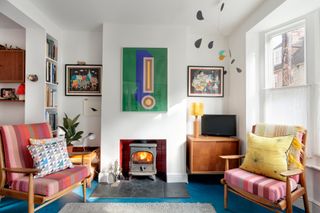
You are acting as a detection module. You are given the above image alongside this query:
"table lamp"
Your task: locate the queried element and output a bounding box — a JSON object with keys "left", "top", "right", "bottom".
{"left": 16, "top": 83, "right": 25, "bottom": 101}
{"left": 190, "top": 102, "right": 204, "bottom": 138}
{"left": 71, "top": 132, "right": 96, "bottom": 150}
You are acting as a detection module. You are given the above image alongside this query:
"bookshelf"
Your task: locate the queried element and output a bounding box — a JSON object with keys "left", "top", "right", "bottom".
{"left": 45, "top": 34, "right": 58, "bottom": 134}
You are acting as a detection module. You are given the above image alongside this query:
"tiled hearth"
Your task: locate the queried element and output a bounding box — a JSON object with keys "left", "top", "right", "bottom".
{"left": 120, "top": 139, "right": 167, "bottom": 181}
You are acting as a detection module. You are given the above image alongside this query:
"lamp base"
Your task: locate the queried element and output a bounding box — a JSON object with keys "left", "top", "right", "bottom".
{"left": 193, "top": 119, "right": 200, "bottom": 138}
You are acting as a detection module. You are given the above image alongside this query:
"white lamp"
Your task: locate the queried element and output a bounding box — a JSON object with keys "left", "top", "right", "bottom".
{"left": 71, "top": 132, "right": 96, "bottom": 150}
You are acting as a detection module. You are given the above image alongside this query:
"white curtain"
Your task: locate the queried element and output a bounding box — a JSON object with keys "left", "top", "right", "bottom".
{"left": 262, "top": 85, "right": 320, "bottom": 157}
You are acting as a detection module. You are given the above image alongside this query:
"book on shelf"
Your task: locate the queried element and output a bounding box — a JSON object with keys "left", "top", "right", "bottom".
{"left": 46, "top": 111, "right": 58, "bottom": 131}
{"left": 46, "top": 86, "right": 57, "bottom": 107}
{"left": 46, "top": 38, "right": 58, "bottom": 61}
{"left": 46, "top": 60, "right": 57, "bottom": 84}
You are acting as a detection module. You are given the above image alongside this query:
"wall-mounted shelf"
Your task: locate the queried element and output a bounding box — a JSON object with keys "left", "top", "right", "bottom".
{"left": 0, "top": 99, "right": 25, "bottom": 103}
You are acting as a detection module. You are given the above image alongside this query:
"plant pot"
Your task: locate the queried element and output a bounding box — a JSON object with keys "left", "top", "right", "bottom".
{"left": 67, "top": 145, "right": 73, "bottom": 153}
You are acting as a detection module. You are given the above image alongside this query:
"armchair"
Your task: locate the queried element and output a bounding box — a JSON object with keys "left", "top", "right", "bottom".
{"left": 220, "top": 124, "right": 310, "bottom": 213}
{"left": 0, "top": 123, "right": 90, "bottom": 213}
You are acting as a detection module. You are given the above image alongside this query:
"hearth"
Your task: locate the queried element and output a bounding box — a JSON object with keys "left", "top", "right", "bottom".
{"left": 129, "top": 143, "right": 157, "bottom": 180}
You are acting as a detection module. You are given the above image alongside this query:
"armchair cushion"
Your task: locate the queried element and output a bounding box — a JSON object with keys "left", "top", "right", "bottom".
{"left": 225, "top": 168, "right": 298, "bottom": 202}
{"left": 27, "top": 139, "right": 73, "bottom": 178}
{"left": 10, "top": 165, "right": 89, "bottom": 196}
{"left": 0, "top": 123, "right": 52, "bottom": 184}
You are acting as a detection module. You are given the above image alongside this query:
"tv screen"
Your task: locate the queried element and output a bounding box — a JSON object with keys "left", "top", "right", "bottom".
{"left": 201, "top": 114, "right": 236, "bottom": 136}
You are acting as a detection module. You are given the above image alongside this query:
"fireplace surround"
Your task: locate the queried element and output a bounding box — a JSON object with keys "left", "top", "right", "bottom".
{"left": 120, "top": 139, "right": 166, "bottom": 181}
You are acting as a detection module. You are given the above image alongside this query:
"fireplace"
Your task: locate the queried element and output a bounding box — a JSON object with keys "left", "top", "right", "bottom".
{"left": 129, "top": 143, "right": 157, "bottom": 180}
{"left": 120, "top": 139, "right": 166, "bottom": 181}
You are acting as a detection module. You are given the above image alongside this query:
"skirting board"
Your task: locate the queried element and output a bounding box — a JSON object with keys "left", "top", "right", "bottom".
{"left": 294, "top": 197, "right": 320, "bottom": 212}
{"left": 98, "top": 172, "right": 188, "bottom": 183}
{"left": 166, "top": 173, "right": 188, "bottom": 183}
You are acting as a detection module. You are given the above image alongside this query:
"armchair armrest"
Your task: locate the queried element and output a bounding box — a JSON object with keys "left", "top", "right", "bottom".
{"left": 3, "top": 168, "right": 40, "bottom": 174}
{"left": 220, "top": 155, "right": 245, "bottom": 171}
{"left": 68, "top": 151, "right": 92, "bottom": 157}
{"left": 280, "top": 169, "right": 303, "bottom": 177}
{"left": 220, "top": 155, "right": 245, "bottom": 160}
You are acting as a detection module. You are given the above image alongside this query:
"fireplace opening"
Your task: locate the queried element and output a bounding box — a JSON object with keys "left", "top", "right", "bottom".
{"left": 120, "top": 139, "right": 166, "bottom": 181}
{"left": 132, "top": 151, "right": 153, "bottom": 164}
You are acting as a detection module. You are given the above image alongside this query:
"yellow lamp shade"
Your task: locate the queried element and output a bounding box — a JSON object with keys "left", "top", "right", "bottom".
{"left": 190, "top": 102, "right": 204, "bottom": 116}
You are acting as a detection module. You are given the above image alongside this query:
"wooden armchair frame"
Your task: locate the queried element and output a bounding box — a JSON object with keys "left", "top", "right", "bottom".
{"left": 220, "top": 125, "right": 310, "bottom": 213}
{"left": 0, "top": 137, "right": 90, "bottom": 213}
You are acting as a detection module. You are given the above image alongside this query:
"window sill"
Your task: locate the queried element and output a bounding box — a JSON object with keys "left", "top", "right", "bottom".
{"left": 262, "top": 84, "right": 310, "bottom": 91}
{"left": 306, "top": 157, "right": 320, "bottom": 171}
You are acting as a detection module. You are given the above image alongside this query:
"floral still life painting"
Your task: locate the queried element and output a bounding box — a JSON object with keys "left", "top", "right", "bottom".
{"left": 65, "top": 64, "right": 102, "bottom": 96}
{"left": 187, "top": 66, "right": 224, "bottom": 97}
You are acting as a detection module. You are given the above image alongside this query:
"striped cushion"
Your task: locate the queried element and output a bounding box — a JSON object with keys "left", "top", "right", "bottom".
{"left": 10, "top": 165, "right": 89, "bottom": 196}
{"left": 0, "top": 123, "right": 52, "bottom": 184}
{"left": 225, "top": 168, "right": 298, "bottom": 202}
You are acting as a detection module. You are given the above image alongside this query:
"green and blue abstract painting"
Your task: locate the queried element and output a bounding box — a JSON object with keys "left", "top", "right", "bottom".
{"left": 122, "top": 48, "right": 167, "bottom": 112}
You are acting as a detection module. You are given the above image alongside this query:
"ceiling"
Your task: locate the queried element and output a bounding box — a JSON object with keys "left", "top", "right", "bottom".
{"left": 0, "top": 12, "right": 24, "bottom": 29}
{"left": 28, "top": 0, "right": 264, "bottom": 35}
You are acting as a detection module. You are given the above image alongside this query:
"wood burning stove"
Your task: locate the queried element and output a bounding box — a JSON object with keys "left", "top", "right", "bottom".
{"left": 129, "top": 143, "right": 157, "bottom": 180}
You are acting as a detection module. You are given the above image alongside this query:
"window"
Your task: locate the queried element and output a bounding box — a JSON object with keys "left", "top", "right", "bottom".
{"left": 260, "top": 15, "right": 320, "bottom": 160}
{"left": 265, "top": 22, "right": 306, "bottom": 89}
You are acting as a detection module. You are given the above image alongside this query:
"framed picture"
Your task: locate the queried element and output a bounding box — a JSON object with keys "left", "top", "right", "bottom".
{"left": 122, "top": 47, "right": 167, "bottom": 111}
{"left": 187, "top": 66, "right": 224, "bottom": 97}
{"left": 0, "top": 88, "right": 16, "bottom": 99}
{"left": 65, "top": 64, "right": 102, "bottom": 96}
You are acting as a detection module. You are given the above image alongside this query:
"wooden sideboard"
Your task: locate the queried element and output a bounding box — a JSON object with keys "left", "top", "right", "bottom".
{"left": 187, "top": 135, "right": 240, "bottom": 174}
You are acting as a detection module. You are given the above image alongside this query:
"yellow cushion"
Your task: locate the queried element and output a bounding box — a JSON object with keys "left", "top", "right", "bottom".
{"left": 240, "top": 133, "right": 293, "bottom": 181}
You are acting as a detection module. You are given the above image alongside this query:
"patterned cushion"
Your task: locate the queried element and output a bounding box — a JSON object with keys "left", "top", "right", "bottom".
{"left": 27, "top": 139, "right": 73, "bottom": 178}
{"left": 225, "top": 168, "right": 298, "bottom": 202}
{"left": 10, "top": 165, "right": 89, "bottom": 196}
{"left": 0, "top": 123, "right": 52, "bottom": 184}
{"left": 240, "top": 133, "right": 294, "bottom": 181}
{"left": 29, "top": 137, "right": 65, "bottom": 145}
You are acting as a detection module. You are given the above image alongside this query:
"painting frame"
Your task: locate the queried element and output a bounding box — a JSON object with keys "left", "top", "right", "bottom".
{"left": 187, "top": 66, "right": 224, "bottom": 97}
{"left": 65, "top": 64, "right": 102, "bottom": 96}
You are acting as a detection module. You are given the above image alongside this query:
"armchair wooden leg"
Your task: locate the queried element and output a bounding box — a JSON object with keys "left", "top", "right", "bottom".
{"left": 82, "top": 179, "right": 87, "bottom": 203}
{"left": 285, "top": 177, "right": 292, "bottom": 213}
{"left": 28, "top": 174, "right": 34, "bottom": 213}
{"left": 224, "top": 184, "right": 228, "bottom": 209}
{"left": 301, "top": 173, "right": 310, "bottom": 213}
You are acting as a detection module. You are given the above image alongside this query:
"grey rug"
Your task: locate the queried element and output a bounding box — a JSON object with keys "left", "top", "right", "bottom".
{"left": 59, "top": 203, "right": 216, "bottom": 213}
{"left": 91, "top": 178, "right": 189, "bottom": 198}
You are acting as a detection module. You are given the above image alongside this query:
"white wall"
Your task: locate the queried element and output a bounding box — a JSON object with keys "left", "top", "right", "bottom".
{"left": 101, "top": 24, "right": 188, "bottom": 182}
{"left": 186, "top": 27, "right": 228, "bottom": 134}
{"left": 100, "top": 23, "right": 228, "bottom": 182}
{"left": 228, "top": 0, "right": 320, "bottom": 210}
{"left": 0, "top": 28, "right": 26, "bottom": 125}
{"left": 60, "top": 30, "right": 102, "bottom": 146}
{"left": 227, "top": 0, "right": 286, "bottom": 151}
{"left": 0, "top": 0, "right": 62, "bottom": 124}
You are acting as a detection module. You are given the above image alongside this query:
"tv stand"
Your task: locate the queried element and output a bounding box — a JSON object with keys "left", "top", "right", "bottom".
{"left": 187, "top": 135, "right": 239, "bottom": 174}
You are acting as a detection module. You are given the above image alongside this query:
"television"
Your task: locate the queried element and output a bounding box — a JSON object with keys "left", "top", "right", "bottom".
{"left": 201, "top": 114, "right": 236, "bottom": 137}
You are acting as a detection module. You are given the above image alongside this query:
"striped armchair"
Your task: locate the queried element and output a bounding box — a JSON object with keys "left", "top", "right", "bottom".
{"left": 220, "top": 124, "right": 310, "bottom": 213}
{"left": 0, "top": 123, "right": 90, "bottom": 213}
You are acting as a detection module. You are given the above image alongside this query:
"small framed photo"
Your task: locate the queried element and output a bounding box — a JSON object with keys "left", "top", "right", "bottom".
{"left": 65, "top": 64, "right": 102, "bottom": 96}
{"left": 187, "top": 66, "right": 224, "bottom": 97}
{"left": 0, "top": 88, "right": 16, "bottom": 99}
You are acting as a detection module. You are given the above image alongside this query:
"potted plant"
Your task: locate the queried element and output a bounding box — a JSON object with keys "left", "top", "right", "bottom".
{"left": 59, "top": 113, "right": 84, "bottom": 152}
